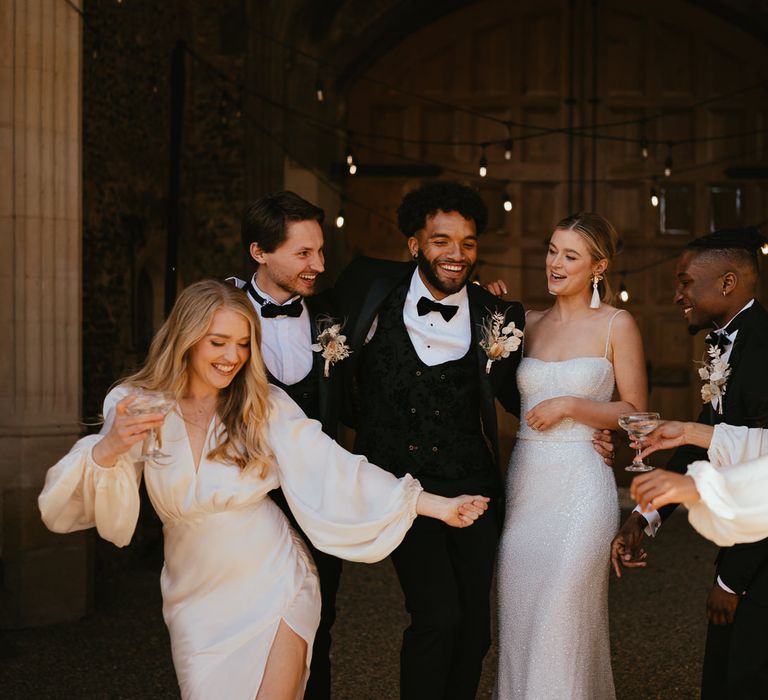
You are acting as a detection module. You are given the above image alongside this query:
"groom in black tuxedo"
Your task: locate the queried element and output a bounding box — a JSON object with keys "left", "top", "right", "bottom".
{"left": 334, "top": 182, "right": 525, "bottom": 700}
{"left": 611, "top": 228, "right": 768, "bottom": 698}
{"left": 230, "top": 191, "right": 342, "bottom": 700}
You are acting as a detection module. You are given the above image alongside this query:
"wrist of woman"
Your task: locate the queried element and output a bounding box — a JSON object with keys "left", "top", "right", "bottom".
{"left": 559, "top": 396, "right": 576, "bottom": 419}
{"left": 92, "top": 437, "right": 120, "bottom": 468}
{"left": 416, "top": 492, "right": 449, "bottom": 522}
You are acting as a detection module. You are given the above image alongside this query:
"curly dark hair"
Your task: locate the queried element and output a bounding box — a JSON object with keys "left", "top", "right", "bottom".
{"left": 396, "top": 181, "right": 488, "bottom": 237}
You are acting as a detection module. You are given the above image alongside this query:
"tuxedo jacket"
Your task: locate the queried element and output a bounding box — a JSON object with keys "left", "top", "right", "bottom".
{"left": 333, "top": 256, "right": 525, "bottom": 466}
{"left": 299, "top": 289, "right": 342, "bottom": 437}
{"left": 663, "top": 300, "right": 768, "bottom": 600}
{"left": 229, "top": 276, "right": 341, "bottom": 437}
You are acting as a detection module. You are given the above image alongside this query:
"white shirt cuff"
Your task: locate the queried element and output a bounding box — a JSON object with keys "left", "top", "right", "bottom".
{"left": 633, "top": 504, "right": 661, "bottom": 537}
{"left": 716, "top": 575, "right": 738, "bottom": 595}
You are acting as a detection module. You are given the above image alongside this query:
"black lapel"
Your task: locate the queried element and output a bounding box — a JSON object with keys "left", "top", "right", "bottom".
{"left": 467, "top": 285, "right": 500, "bottom": 460}
{"left": 722, "top": 302, "right": 765, "bottom": 419}
{"left": 305, "top": 295, "right": 331, "bottom": 427}
{"left": 350, "top": 265, "right": 414, "bottom": 350}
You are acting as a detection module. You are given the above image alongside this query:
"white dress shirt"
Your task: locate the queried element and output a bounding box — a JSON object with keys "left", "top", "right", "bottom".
{"left": 245, "top": 276, "right": 314, "bottom": 386}
{"left": 636, "top": 299, "right": 755, "bottom": 593}
{"left": 366, "top": 268, "right": 471, "bottom": 365}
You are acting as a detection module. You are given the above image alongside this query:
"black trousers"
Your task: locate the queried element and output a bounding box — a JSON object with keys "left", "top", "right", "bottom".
{"left": 390, "top": 474, "right": 499, "bottom": 700}
{"left": 701, "top": 594, "right": 768, "bottom": 699}
{"left": 270, "top": 488, "right": 343, "bottom": 700}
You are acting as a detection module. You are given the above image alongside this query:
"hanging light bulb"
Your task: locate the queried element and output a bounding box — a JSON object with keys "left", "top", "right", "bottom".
{"left": 479, "top": 145, "right": 488, "bottom": 178}
{"left": 335, "top": 209, "right": 345, "bottom": 228}
{"left": 619, "top": 280, "right": 630, "bottom": 303}
{"left": 503, "top": 196, "right": 513, "bottom": 212}
{"left": 348, "top": 163, "right": 357, "bottom": 175}
{"left": 504, "top": 124, "right": 514, "bottom": 160}
{"left": 346, "top": 151, "right": 354, "bottom": 166}
{"left": 761, "top": 242, "right": 768, "bottom": 256}
{"left": 315, "top": 78, "right": 325, "bottom": 102}
{"left": 639, "top": 119, "right": 649, "bottom": 159}
{"left": 650, "top": 187, "right": 659, "bottom": 208}
{"left": 664, "top": 143, "right": 674, "bottom": 177}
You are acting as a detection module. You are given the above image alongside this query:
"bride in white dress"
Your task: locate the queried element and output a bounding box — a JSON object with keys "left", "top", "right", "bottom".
{"left": 495, "top": 213, "right": 648, "bottom": 699}
{"left": 38, "top": 280, "right": 489, "bottom": 700}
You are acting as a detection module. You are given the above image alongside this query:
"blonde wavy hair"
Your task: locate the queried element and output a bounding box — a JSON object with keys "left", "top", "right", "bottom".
{"left": 554, "top": 212, "right": 620, "bottom": 303}
{"left": 121, "top": 279, "right": 274, "bottom": 476}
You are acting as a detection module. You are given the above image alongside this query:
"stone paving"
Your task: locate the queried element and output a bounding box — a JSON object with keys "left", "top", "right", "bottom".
{"left": 1, "top": 498, "right": 716, "bottom": 699}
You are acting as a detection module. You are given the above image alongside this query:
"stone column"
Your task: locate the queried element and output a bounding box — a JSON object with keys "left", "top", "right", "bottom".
{"left": 0, "top": 0, "right": 91, "bottom": 627}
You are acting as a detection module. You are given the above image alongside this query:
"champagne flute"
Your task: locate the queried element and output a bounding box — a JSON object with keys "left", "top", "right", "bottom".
{"left": 125, "top": 389, "right": 175, "bottom": 463}
{"left": 618, "top": 412, "right": 661, "bottom": 472}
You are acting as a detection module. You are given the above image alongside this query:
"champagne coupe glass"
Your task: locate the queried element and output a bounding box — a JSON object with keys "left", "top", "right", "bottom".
{"left": 618, "top": 412, "right": 661, "bottom": 472}
{"left": 125, "top": 389, "right": 175, "bottom": 463}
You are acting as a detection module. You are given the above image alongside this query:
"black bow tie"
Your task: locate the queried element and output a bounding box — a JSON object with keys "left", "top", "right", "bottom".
{"left": 705, "top": 330, "right": 732, "bottom": 354}
{"left": 245, "top": 281, "right": 303, "bottom": 319}
{"left": 417, "top": 296, "right": 459, "bottom": 322}
{"left": 260, "top": 300, "right": 303, "bottom": 318}
{"left": 705, "top": 307, "right": 749, "bottom": 353}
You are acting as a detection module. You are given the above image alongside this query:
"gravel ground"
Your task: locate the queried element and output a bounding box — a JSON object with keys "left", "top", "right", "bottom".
{"left": 1, "top": 496, "right": 716, "bottom": 699}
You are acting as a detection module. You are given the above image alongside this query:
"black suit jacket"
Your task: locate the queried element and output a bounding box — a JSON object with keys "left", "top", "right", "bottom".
{"left": 303, "top": 290, "right": 342, "bottom": 437}
{"left": 229, "top": 276, "right": 341, "bottom": 436}
{"left": 662, "top": 301, "right": 768, "bottom": 600}
{"left": 333, "top": 256, "right": 525, "bottom": 465}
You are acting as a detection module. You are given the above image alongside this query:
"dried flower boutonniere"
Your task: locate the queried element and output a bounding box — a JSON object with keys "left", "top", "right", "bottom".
{"left": 311, "top": 318, "right": 351, "bottom": 377}
{"left": 697, "top": 346, "right": 731, "bottom": 414}
{"left": 479, "top": 311, "right": 523, "bottom": 374}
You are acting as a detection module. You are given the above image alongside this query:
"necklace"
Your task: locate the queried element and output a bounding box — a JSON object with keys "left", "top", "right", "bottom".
{"left": 179, "top": 399, "right": 217, "bottom": 431}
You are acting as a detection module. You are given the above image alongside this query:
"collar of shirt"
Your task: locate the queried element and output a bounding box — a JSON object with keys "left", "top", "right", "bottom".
{"left": 249, "top": 275, "right": 312, "bottom": 384}
{"left": 402, "top": 268, "right": 471, "bottom": 366}
{"left": 251, "top": 276, "right": 304, "bottom": 312}
{"left": 715, "top": 298, "right": 755, "bottom": 343}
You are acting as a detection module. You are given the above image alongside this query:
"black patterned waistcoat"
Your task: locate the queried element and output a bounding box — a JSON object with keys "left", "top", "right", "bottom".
{"left": 353, "top": 280, "right": 495, "bottom": 481}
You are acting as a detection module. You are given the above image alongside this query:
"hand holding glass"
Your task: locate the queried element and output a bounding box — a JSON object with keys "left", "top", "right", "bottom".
{"left": 618, "top": 412, "right": 661, "bottom": 472}
{"left": 125, "top": 390, "right": 175, "bottom": 462}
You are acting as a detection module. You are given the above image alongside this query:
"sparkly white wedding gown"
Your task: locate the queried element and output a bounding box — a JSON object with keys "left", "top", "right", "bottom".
{"left": 496, "top": 354, "right": 619, "bottom": 699}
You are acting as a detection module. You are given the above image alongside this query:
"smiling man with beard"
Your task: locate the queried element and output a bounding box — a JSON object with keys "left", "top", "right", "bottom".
{"left": 611, "top": 228, "right": 768, "bottom": 699}
{"left": 333, "top": 181, "right": 525, "bottom": 700}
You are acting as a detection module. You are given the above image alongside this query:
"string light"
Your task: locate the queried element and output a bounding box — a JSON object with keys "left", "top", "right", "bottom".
{"left": 619, "top": 278, "right": 630, "bottom": 303}
{"left": 503, "top": 195, "right": 513, "bottom": 212}
{"left": 504, "top": 124, "right": 513, "bottom": 160}
{"left": 315, "top": 77, "right": 325, "bottom": 102}
{"left": 664, "top": 143, "right": 673, "bottom": 177}
{"left": 335, "top": 209, "right": 345, "bottom": 228}
{"left": 650, "top": 179, "right": 659, "bottom": 208}
{"left": 479, "top": 144, "right": 488, "bottom": 178}
{"left": 346, "top": 149, "right": 357, "bottom": 175}
{"left": 640, "top": 119, "right": 649, "bottom": 159}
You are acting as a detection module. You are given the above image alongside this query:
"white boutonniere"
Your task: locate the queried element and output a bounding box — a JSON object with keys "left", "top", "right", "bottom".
{"left": 479, "top": 311, "right": 524, "bottom": 374}
{"left": 697, "top": 346, "right": 731, "bottom": 414}
{"left": 311, "top": 317, "right": 351, "bottom": 377}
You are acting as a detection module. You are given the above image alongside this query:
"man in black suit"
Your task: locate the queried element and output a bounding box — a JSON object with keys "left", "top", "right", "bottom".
{"left": 230, "top": 191, "right": 342, "bottom": 700}
{"left": 334, "top": 181, "right": 524, "bottom": 700}
{"left": 611, "top": 228, "right": 768, "bottom": 698}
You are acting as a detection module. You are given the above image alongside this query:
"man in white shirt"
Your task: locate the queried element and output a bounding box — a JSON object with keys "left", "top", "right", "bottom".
{"left": 611, "top": 228, "right": 768, "bottom": 699}
{"left": 231, "top": 191, "right": 342, "bottom": 700}
{"left": 334, "top": 182, "right": 526, "bottom": 700}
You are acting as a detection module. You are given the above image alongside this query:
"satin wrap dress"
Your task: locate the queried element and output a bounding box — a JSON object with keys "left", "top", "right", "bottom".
{"left": 39, "top": 385, "right": 423, "bottom": 699}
